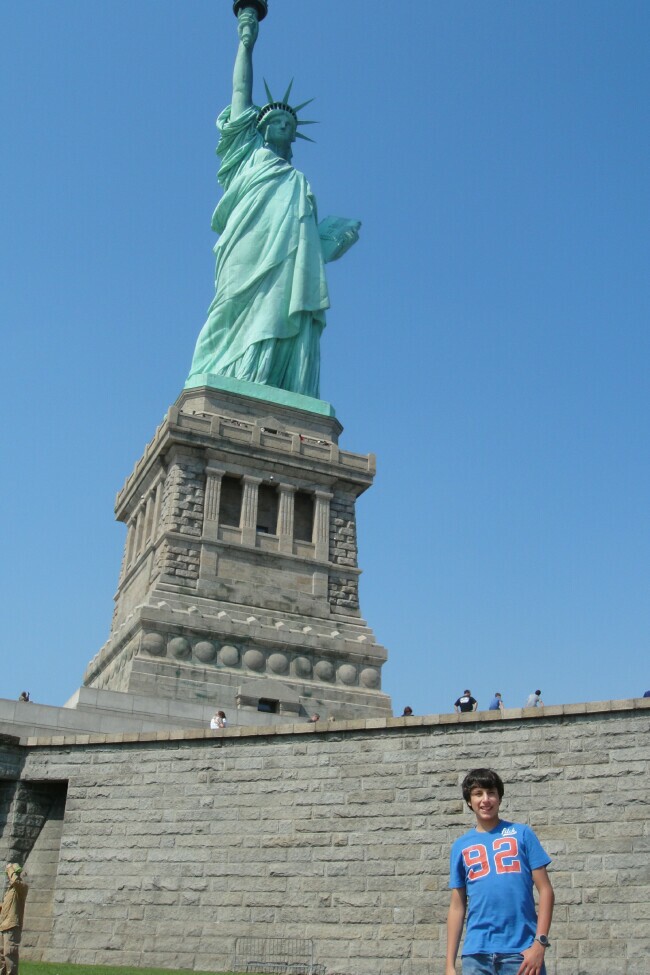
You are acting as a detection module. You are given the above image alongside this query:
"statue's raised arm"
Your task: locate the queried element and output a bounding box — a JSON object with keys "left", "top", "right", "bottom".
{"left": 185, "top": 1, "right": 360, "bottom": 402}
{"left": 231, "top": 7, "right": 259, "bottom": 120}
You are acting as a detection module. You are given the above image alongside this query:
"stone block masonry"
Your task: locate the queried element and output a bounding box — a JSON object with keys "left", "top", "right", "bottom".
{"left": 160, "top": 456, "right": 206, "bottom": 538}
{"left": 86, "top": 387, "right": 391, "bottom": 721}
{"left": 329, "top": 492, "right": 359, "bottom": 567}
{"left": 329, "top": 490, "right": 360, "bottom": 611}
{"left": 1, "top": 700, "right": 648, "bottom": 975}
{"left": 153, "top": 454, "right": 204, "bottom": 581}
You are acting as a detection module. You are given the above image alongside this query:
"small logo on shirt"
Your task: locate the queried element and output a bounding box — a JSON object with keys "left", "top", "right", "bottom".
{"left": 501, "top": 826, "right": 517, "bottom": 836}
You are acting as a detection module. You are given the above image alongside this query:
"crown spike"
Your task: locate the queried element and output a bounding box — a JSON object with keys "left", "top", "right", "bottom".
{"left": 296, "top": 120, "right": 318, "bottom": 126}
{"left": 263, "top": 78, "right": 274, "bottom": 103}
{"left": 282, "top": 79, "right": 294, "bottom": 104}
{"left": 295, "top": 131, "right": 316, "bottom": 143}
{"left": 293, "top": 98, "right": 315, "bottom": 114}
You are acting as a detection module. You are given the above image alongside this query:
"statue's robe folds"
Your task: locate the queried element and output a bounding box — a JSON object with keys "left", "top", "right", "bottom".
{"left": 187, "top": 105, "right": 330, "bottom": 398}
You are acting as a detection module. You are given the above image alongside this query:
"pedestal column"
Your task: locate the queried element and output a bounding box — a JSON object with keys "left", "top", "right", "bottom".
{"left": 203, "top": 466, "right": 225, "bottom": 540}
{"left": 120, "top": 516, "right": 137, "bottom": 582}
{"left": 143, "top": 494, "right": 154, "bottom": 545}
{"left": 241, "top": 475, "right": 262, "bottom": 546}
{"left": 134, "top": 500, "right": 146, "bottom": 559}
{"left": 151, "top": 478, "right": 164, "bottom": 542}
{"left": 314, "top": 490, "right": 333, "bottom": 561}
{"left": 278, "top": 484, "right": 296, "bottom": 554}
{"left": 199, "top": 465, "right": 225, "bottom": 582}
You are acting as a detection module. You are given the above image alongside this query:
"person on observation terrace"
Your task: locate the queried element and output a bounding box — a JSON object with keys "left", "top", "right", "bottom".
{"left": 524, "top": 690, "right": 544, "bottom": 708}
{"left": 454, "top": 690, "right": 478, "bottom": 714}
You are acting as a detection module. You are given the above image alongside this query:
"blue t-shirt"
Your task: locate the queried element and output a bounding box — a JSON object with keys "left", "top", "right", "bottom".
{"left": 449, "top": 820, "right": 551, "bottom": 955}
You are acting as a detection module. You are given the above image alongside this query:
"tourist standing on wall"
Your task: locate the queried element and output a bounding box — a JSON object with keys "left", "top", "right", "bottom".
{"left": 454, "top": 690, "right": 478, "bottom": 713}
{"left": 0, "top": 863, "right": 28, "bottom": 975}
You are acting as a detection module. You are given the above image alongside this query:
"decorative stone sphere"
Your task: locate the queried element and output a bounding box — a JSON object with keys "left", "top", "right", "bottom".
{"left": 168, "top": 637, "right": 191, "bottom": 659}
{"left": 218, "top": 644, "right": 240, "bottom": 667}
{"left": 142, "top": 632, "right": 165, "bottom": 656}
{"left": 338, "top": 664, "right": 357, "bottom": 685}
{"left": 268, "top": 652, "right": 289, "bottom": 674}
{"left": 243, "top": 649, "right": 265, "bottom": 671}
{"left": 360, "top": 667, "right": 380, "bottom": 689}
{"left": 194, "top": 641, "right": 217, "bottom": 663}
{"left": 293, "top": 656, "right": 312, "bottom": 678}
{"left": 314, "top": 660, "right": 335, "bottom": 682}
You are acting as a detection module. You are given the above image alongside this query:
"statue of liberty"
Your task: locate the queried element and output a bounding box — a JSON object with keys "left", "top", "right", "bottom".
{"left": 185, "top": 1, "right": 360, "bottom": 400}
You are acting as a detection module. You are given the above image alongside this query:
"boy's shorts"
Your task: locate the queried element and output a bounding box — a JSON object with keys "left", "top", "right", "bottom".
{"left": 462, "top": 953, "right": 547, "bottom": 975}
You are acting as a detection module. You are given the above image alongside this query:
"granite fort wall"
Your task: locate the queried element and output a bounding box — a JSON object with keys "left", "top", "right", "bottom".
{"left": 1, "top": 701, "right": 648, "bottom": 975}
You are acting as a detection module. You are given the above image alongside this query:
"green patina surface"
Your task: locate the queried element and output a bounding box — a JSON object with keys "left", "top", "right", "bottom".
{"left": 184, "top": 372, "right": 335, "bottom": 417}
{"left": 185, "top": 5, "right": 359, "bottom": 404}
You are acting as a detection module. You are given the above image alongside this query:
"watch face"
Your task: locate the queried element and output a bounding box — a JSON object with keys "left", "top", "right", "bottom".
{"left": 537, "top": 936, "right": 550, "bottom": 947}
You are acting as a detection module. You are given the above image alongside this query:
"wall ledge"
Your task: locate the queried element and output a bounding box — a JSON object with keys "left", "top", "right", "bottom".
{"left": 21, "top": 695, "right": 650, "bottom": 749}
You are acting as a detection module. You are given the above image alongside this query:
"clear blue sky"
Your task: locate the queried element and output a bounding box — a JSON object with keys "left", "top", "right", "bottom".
{"left": 2, "top": 1, "right": 649, "bottom": 716}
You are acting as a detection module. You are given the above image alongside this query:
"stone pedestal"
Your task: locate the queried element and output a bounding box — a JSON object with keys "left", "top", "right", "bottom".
{"left": 83, "top": 384, "right": 391, "bottom": 720}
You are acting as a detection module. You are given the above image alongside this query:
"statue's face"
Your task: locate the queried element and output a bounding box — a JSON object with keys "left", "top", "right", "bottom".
{"left": 262, "top": 110, "right": 296, "bottom": 148}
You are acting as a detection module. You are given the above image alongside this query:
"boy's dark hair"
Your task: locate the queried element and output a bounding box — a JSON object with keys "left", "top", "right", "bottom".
{"left": 461, "top": 768, "right": 505, "bottom": 806}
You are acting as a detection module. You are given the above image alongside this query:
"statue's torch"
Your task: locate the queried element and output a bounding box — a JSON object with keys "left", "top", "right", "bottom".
{"left": 233, "top": 1, "right": 268, "bottom": 20}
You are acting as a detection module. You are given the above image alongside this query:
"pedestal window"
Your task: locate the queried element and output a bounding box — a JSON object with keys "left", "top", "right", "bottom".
{"left": 257, "top": 483, "right": 279, "bottom": 534}
{"left": 220, "top": 475, "right": 243, "bottom": 526}
{"left": 294, "top": 491, "right": 314, "bottom": 542}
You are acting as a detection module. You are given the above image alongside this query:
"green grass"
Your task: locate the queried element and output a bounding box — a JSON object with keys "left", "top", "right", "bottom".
{"left": 23, "top": 964, "right": 248, "bottom": 975}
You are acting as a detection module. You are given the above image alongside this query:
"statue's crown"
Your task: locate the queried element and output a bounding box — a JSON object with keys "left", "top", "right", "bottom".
{"left": 256, "top": 80, "right": 317, "bottom": 142}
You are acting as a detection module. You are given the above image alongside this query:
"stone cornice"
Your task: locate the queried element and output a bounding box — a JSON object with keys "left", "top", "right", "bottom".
{"left": 116, "top": 404, "right": 375, "bottom": 518}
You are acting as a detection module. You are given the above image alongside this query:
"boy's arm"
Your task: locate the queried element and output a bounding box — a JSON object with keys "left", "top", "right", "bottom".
{"left": 533, "top": 865, "right": 554, "bottom": 938}
{"left": 445, "top": 887, "right": 467, "bottom": 975}
{"left": 517, "top": 867, "right": 554, "bottom": 975}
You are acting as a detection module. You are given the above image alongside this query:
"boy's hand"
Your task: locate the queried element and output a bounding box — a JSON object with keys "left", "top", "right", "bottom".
{"left": 517, "top": 941, "right": 546, "bottom": 974}
{"left": 445, "top": 965, "right": 458, "bottom": 975}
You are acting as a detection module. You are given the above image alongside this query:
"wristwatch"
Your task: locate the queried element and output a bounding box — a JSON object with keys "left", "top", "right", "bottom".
{"left": 535, "top": 935, "right": 551, "bottom": 948}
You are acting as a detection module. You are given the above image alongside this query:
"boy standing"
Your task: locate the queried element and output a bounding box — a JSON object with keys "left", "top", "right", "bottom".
{"left": 446, "top": 769, "right": 554, "bottom": 975}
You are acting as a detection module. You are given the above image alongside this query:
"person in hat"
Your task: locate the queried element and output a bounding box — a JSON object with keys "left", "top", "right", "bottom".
{"left": 0, "top": 863, "right": 28, "bottom": 975}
